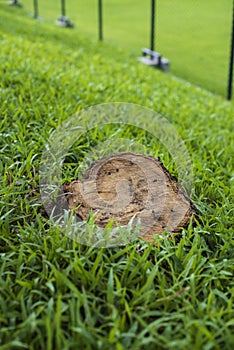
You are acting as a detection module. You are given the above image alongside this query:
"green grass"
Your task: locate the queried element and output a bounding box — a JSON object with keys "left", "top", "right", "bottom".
{"left": 0, "top": 3, "right": 234, "bottom": 350}
{"left": 16, "top": 0, "right": 233, "bottom": 96}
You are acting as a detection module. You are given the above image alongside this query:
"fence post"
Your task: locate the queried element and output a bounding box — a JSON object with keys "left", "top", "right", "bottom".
{"left": 98, "top": 0, "right": 103, "bottom": 41}
{"left": 138, "top": 0, "right": 169, "bottom": 71}
{"left": 61, "top": 0, "right": 66, "bottom": 17}
{"left": 227, "top": 0, "right": 234, "bottom": 100}
{"left": 56, "top": 0, "right": 74, "bottom": 28}
{"left": 33, "top": 0, "right": 39, "bottom": 19}
{"left": 150, "top": 0, "right": 156, "bottom": 52}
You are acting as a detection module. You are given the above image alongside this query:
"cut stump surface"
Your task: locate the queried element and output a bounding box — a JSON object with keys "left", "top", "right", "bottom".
{"left": 64, "top": 152, "right": 195, "bottom": 242}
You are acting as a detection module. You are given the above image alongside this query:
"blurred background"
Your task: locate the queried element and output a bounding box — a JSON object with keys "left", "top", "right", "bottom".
{"left": 6, "top": 0, "right": 233, "bottom": 97}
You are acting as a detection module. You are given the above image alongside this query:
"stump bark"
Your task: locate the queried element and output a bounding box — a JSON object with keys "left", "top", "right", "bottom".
{"left": 64, "top": 152, "right": 195, "bottom": 242}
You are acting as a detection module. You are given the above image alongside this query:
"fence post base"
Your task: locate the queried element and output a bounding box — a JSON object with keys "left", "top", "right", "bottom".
{"left": 138, "top": 48, "right": 170, "bottom": 71}
{"left": 8, "top": 0, "right": 22, "bottom": 7}
{"left": 56, "top": 15, "right": 74, "bottom": 28}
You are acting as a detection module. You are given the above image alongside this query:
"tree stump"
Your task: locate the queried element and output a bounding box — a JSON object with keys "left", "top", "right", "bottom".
{"left": 64, "top": 152, "right": 195, "bottom": 242}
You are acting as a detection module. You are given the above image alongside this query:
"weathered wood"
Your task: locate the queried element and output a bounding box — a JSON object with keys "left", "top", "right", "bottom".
{"left": 64, "top": 152, "right": 195, "bottom": 242}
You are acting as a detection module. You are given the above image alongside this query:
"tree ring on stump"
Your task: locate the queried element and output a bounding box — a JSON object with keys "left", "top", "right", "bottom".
{"left": 63, "top": 152, "right": 195, "bottom": 242}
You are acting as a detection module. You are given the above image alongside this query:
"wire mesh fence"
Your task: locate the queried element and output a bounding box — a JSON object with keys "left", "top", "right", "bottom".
{"left": 4, "top": 0, "right": 234, "bottom": 99}
{"left": 157, "top": 0, "right": 232, "bottom": 97}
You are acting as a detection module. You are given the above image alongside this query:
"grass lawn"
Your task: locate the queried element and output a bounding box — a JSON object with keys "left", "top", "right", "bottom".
{"left": 18, "top": 0, "right": 233, "bottom": 96}
{"left": 0, "top": 3, "right": 234, "bottom": 350}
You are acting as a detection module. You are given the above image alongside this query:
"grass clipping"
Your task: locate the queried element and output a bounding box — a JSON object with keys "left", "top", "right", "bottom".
{"left": 64, "top": 153, "right": 195, "bottom": 242}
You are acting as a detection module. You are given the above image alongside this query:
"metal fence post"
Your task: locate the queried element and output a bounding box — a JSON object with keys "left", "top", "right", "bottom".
{"left": 138, "top": 0, "right": 169, "bottom": 71}
{"left": 98, "top": 0, "right": 103, "bottom": 41}
{"left": 33, "top": 0, "right": 39, "bottom": 19}
{"left": 61, "top": 0, "right": 66, "bottom": 17}
{"left": 150, "top": 0, "right": 156, "bottom": 52}
{"left": 227, "top": 0, "right": 234, "bottom": 100}
{"left": 56, "top": 0, "right": 73, "bottom": 28}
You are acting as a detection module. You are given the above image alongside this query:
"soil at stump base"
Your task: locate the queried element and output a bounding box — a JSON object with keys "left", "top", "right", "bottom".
{"left": 64, "top": 152, "right": 195, "bottom": 242}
